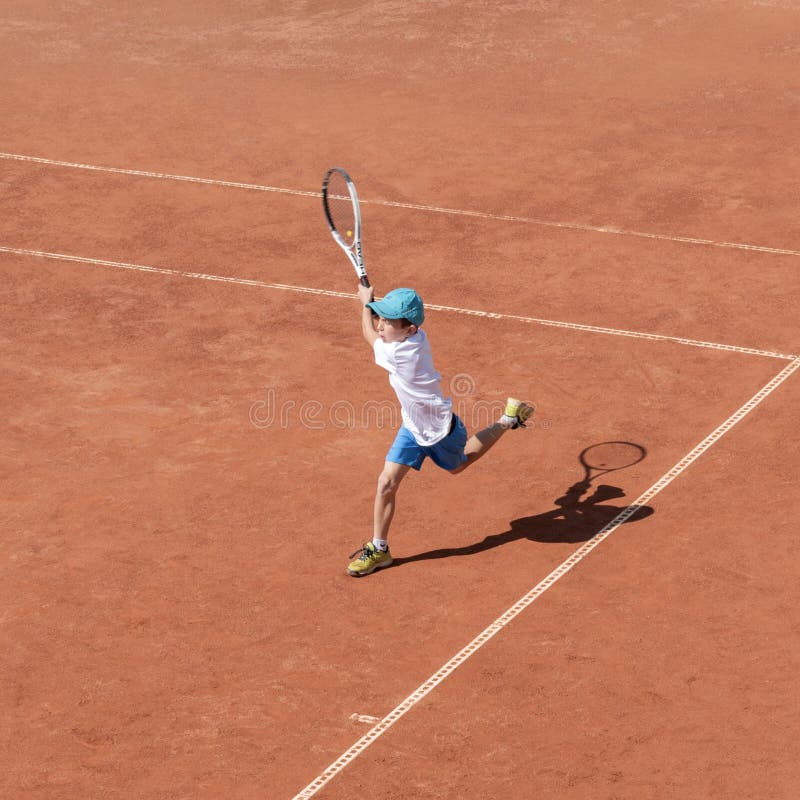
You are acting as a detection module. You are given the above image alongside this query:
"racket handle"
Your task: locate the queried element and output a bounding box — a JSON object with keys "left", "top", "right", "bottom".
{"left": 360, "top": 275, "right": 371, "bottom": 288}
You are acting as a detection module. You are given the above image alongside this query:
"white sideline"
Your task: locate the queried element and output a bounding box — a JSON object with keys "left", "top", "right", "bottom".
{"left": 2, "top": 151, "right": 800, "bottom": 258}
{"left": 0, "top": 245, "right": 795, "bottom": 362}
{"left": 291, "top": 355, "right": 800, "bottom": 798}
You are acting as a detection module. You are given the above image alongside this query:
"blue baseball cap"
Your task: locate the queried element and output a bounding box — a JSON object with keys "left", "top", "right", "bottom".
{"left": 367, "top": 288, "right": 425, "bottom": 327}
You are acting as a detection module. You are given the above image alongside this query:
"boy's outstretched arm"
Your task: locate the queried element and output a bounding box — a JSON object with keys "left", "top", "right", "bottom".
{"left": 358, "top": 283, "right": 379, "bottom": 347}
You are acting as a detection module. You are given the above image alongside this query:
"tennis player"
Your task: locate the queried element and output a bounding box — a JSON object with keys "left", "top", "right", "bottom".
{"left": 347, "top": 284, "right": 534, "bottom": 576}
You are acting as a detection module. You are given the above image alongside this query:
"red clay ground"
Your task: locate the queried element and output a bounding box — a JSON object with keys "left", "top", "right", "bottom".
{"left": 1, "top": 2, "right": 799, "bottom": 799}
{"left": 1, "top": 251, "right": 792, "bottom": 798}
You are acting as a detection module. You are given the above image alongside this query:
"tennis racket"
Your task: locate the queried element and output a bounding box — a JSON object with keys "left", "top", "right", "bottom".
{"left": 578, "top": 441, "right": 646, "bottom": 485}
{"left": 322, "top": 167, "right": 369, "bottom": 287}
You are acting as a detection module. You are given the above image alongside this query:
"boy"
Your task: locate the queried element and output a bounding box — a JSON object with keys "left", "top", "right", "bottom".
{"left": 347, "top": 284, "right": 534, "bottom": 577}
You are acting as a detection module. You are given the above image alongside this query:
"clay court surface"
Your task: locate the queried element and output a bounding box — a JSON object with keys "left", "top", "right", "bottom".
{"left": 2, "top": 3, "right": 799, "bottom": 798}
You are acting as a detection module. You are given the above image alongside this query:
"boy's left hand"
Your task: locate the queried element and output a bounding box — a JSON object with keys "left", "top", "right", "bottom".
{"left": 358, "top": 284, "right": 375, "bottom": 306}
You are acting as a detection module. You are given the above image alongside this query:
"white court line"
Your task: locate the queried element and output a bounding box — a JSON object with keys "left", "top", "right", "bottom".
{"left": 349, "top": 714, "right": 381, "bottom": 725}
{"left": 0, "top": 245, "right": 795, "bottom": 362}
{"left": 0, "top": 151, "right": 321, "bottom": 200}
{"left": 291, "top": 354, "right": 800, "bottom": 799}
{"left": 2, "top": 150, "right": 800, "bottom": 258}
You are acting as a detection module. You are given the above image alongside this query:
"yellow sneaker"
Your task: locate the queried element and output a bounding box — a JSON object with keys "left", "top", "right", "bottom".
{"left": 501, "top": 397, "right": 535, "bottom": 429}
{"left": 347, "top": 542, "right": 393, "bottom": 577}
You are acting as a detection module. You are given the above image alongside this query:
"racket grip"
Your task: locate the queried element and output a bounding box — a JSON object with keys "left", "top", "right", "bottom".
{"left": 360, "top": 275, "right": 371, "bottom": 288}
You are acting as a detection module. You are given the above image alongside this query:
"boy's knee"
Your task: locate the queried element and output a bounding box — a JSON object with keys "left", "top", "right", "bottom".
{"left": 377, "top": 471, "right": 402, "bottom": 496}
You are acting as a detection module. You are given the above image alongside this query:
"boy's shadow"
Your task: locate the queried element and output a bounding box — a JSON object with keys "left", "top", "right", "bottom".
{"left": 393, "top": 479, "right": 654, "bottom": 566}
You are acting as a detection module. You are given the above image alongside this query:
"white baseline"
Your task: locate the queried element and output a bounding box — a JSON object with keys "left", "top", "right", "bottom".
{"left": 2, "top": 151, "right": 800, "bottom": 258}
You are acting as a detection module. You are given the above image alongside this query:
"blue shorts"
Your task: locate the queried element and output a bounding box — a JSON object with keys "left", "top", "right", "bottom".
{"left": 386, "top": 415, "right": 468, "bottom": 472}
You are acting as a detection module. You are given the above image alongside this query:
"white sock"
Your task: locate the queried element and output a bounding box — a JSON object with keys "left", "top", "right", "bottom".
{"left": 372, "top": 538, "right": 389, "bottom": 552}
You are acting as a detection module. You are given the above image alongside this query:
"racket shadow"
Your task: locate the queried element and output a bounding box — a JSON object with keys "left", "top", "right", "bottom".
{"left": 393, "top": 463, "right": 654, "bottom": 566}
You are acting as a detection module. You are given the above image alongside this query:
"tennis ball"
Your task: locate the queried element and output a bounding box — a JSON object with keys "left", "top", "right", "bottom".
{"left": 347, "top": 229, "right": 353, "bottom": 237}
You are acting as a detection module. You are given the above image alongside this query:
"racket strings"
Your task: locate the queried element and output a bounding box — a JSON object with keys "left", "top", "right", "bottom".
{"left": 324, "top": 175, "right": 356, "bottom": 246}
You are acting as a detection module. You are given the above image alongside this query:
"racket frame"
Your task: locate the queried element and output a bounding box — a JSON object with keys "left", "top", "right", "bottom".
{"left": 322, "top": 167, "right": 369, "bottom": 287}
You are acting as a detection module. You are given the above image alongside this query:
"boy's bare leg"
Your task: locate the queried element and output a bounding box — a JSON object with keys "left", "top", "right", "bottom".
{"left": 374, "top": 461, "right": 412, "bottom": 541}
{"left": 450, "top": 399, "right": 534, "bottom": 475}
{"left": 449, "top": 423, "right": 508, "bottom": 475}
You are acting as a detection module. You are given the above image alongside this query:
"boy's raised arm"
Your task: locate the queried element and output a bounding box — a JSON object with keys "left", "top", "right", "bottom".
{"left": 358, "top": 283, "right": 379, "bottom": 347}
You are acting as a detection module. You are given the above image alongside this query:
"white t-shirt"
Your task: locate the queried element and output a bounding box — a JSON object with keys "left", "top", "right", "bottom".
{"left": 373, "top": 330, "right": 453, "bottom": 446}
